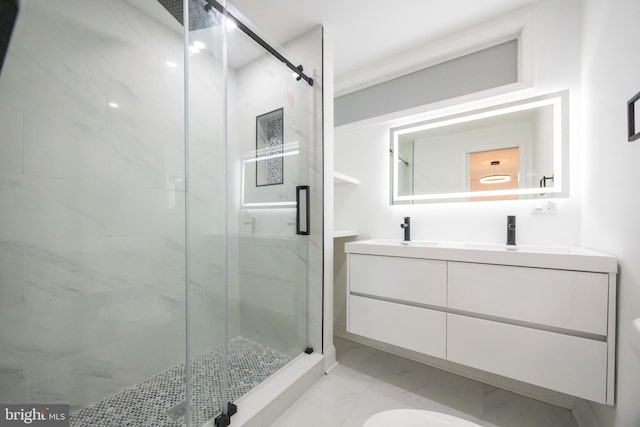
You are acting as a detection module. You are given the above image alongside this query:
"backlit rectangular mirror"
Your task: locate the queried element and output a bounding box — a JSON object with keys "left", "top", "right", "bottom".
{"left": 390, "top": 91, "right": 569, "bottom": 204}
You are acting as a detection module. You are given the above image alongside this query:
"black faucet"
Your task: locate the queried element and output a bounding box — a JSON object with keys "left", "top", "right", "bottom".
{"left": 400, "top": 217, "right": 411, "bottom": 242}
{"left": 506, "top": 215, "right": 516, "bottom": 246}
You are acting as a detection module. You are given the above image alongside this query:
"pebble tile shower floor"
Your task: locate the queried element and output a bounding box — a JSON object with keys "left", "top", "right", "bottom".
{"left": 69, "top": 337, "right": 292, "bottom": 426}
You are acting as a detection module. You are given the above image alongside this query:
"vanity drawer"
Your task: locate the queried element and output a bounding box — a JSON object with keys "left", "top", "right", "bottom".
{"left": 447, "top": 314, "right": 608, "bottom": 403}
{"left": 349, "top": 254, "right": 447, "bottom": 306}
{"left": 349, "top": 295, "right": 446, "bottom": 358}
{"left": 448, "top": 262, "right": 609, "bottom": 335}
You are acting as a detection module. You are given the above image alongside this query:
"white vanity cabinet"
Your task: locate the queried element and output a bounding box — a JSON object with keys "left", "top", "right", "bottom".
{"left": 349, "top": 254, "right": 447, "bottom": 306}
{"left": 348, "top": 254, "right": 447, "bottom": 358}
{"left": 447, "top": 262, "right": 609, "bottom": 335}
{"left": 447, "top": 314, "right": 608, "bottom": 403}
{"left": 345, "top": 240, "right": 617, "bottom": 405}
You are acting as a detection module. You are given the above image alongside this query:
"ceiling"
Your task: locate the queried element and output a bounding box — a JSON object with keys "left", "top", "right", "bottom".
{"left": 230, "top": 0, "right": 538, "bottom": 79}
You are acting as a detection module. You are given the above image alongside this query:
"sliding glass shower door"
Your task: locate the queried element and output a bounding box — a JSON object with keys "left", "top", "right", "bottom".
{"left": 184, "top": 1, "right": 314, "bottom": 425}
{"left": 230, "top": 24, "right": 311, "bottom": 359}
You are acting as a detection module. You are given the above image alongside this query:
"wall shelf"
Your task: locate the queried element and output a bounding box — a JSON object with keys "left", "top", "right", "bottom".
{"left": 334, "top": 171, "right": 359, "bottom": 239}
{"left": 333, "top": 171, "right": 359, "bottom": 185}
{"left": 334, "top": 229, "right": 358, "bottom": 238}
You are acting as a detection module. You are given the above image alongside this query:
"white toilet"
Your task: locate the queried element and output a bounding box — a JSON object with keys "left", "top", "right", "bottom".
{"left": 364, "top": 409, "right": 482, "bottom": 427}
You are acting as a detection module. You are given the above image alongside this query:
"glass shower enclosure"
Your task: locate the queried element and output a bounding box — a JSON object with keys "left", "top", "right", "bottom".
{"left": 0, "top": 0, "right": 321, "bottom": 425}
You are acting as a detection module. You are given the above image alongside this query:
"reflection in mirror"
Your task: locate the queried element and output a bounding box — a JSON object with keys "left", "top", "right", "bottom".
{"left": 469, "top": 151, "right": 518, "bottom": 201}
{"left": 390, "top": 92, "right": 568, "bottom": 204}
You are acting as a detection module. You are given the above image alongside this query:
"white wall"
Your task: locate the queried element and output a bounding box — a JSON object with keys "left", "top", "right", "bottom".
{"left": 581, "top": 0, "right": 640, "bottom": 425}
{"left": 335, "top": 0, "right": 583, "bottom": 247}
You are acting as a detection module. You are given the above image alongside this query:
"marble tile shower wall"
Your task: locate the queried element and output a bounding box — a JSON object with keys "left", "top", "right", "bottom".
{"left": 236, "top": 235, "right": 307, "bottom": 357}
{"left": 0, "top": 0, "right": 230, "bottom": 411}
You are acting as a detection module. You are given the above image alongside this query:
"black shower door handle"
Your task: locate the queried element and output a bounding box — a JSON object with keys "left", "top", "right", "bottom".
{"left": 296, "top": 185, "right": 310, "bottom": 235}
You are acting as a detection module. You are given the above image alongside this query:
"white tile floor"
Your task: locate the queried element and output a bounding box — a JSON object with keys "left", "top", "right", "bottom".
{"left": 270, "top": 337, "right": 577, "bottom": 427}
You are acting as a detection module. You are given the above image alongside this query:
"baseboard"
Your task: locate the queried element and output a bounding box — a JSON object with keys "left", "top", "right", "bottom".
{"left": 323, "top": 344, "right": 338, "bottom": 373}
{"left": 572, "top": 400, "right": 600, "bottom": 427}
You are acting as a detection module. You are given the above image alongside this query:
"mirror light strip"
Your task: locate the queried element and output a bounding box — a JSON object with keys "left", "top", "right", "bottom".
{"left": 394, "top": 186, "right": 561, "bottom": 202}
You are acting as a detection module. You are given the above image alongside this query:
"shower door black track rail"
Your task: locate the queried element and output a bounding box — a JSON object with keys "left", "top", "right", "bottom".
{"left": 204, "top": 0, "right": 314, "bottom": 87}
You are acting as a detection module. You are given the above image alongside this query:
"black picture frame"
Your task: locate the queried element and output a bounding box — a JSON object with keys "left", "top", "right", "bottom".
{"left": 628, "top": 90, "right": 640, "bottom": 142}
{"left": 255, "top": 108, "right": 284, "bottom": 187}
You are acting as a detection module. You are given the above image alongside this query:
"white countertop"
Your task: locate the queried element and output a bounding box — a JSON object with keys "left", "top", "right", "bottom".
{"left": 345, "top": 239, "right": 617, "bottom": 273}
